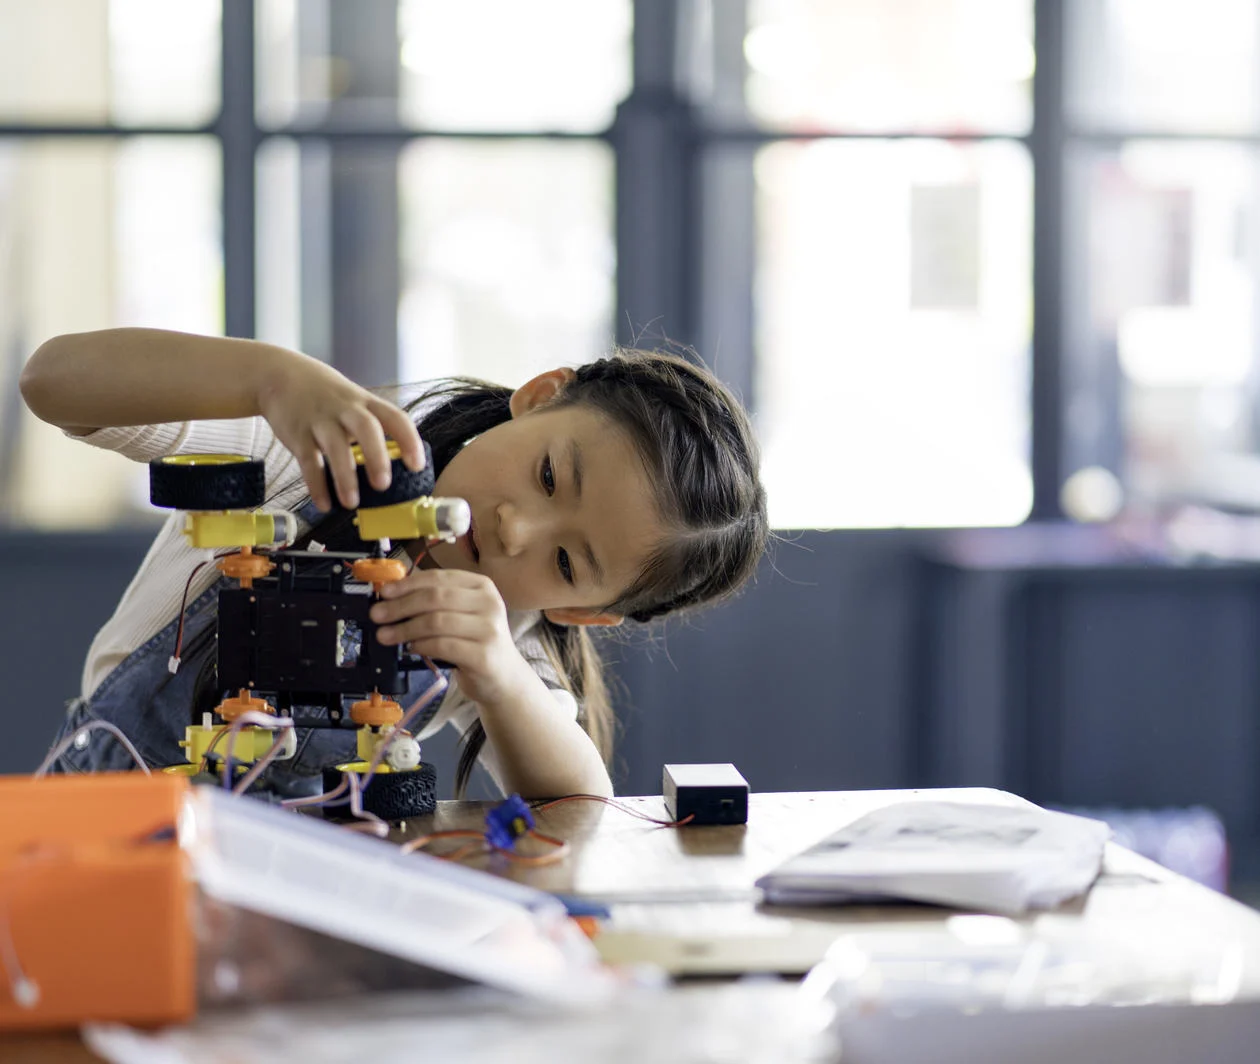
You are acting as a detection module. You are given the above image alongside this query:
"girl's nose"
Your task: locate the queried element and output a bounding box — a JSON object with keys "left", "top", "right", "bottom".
{"left": 495, "top": 500, "right": 541, "bottom": 558}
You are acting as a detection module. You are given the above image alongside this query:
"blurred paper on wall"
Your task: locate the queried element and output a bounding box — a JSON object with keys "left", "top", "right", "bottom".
{"left": 910, "top": 183, "right": 980, "bottom": 309}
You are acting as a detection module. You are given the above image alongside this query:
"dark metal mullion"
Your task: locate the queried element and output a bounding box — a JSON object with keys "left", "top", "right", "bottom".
{"left": 697, "top": 128, "right": 1032, "bottom": 145}
{"left": 698, "top": 127, "right": 1260, "bottom": 146}
{"left": 614, "top": 2, "right": 697, "bottom": 351}
{"left": 1029, "top": 0, "right": 1068, "bottom": 520}
{"left": 0, "top": 125, "right": 218, "bottom": 137}
{"left": 263, "top": 127, "right": 610, "bottom": 142}
{"left": 12, "top": 123, "right": 1260, "bottom": 144}
{"left": 219, "top": 0, "right": 258, "bottom": 339}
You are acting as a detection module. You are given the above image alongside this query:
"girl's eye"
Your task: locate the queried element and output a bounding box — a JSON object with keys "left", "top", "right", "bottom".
{"left": 557, "top": 547, "right": 574, "bottom": 585}
{"left": 541, "top": 454, "right": 556, "bottom": 496}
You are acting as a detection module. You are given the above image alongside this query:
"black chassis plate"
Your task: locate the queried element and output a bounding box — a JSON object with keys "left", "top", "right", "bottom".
{"left": 216, "top": 583, "right": 405, "bottom": 709}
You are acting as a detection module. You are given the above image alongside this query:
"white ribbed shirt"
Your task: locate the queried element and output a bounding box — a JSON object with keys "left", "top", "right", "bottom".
{"left": 71, "top": 416, "right": 578, "bottom": 791}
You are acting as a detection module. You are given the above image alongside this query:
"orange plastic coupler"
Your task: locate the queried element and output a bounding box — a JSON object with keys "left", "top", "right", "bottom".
{"left": 0, "top": 772, "right": 196, "bottom": 1031}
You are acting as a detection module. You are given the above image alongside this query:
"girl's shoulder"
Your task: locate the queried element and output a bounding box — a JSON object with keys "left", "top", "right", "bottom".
{"left": 65, "top": 416, "right": 279, "bottom": 466}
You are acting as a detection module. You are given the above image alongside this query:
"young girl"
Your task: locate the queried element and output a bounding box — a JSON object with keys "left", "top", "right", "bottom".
{"left": 20, "top": 328, "right": 767, "bottom": 799}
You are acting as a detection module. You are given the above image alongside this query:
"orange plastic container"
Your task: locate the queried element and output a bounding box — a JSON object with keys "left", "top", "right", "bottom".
{"left": 0, "top": 772, "right": 195, "bottom": 1031}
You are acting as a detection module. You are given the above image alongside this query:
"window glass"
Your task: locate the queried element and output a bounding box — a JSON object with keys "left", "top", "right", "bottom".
{"left": 755, "top": 138, "right": 1032, "bottom": 528}
{"left": 1066, "top": 0, "right": 1259, "bottom": 134}
{"left": 255, "top": 0, "right": 632, "bottom": 132}
{"left": 0, "top": 0, "right": 220, "bottom": 126}
{"left": 257, "top": 139, "right": 614, "bottom": 385}
{"left": 1, "top": 137, "right": 221, "bottom": 529}
{"left": 745, "top": 0, "right": 1033, "bottom": 134}
{"left": 397, "top": 140, "right": 615, "bottom": 388}
{"left": 1065, "top": 141, "right": 1260, "bottom": 510}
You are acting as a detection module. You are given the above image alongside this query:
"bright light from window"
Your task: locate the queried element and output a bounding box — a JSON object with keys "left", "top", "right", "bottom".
{"left": 398, "top": 141, "right": 615, "bottom": 389}
{"left": 755, "top": 138, "right": 1033, "bottom": 529}
{"left": 397, "top": 0, "right": 631, "bottom": 131}
{"left": 746, "top": 0, "right": 1033, "bottom": 134}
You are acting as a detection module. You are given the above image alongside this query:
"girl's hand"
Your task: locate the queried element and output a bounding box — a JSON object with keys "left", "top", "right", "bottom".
{"left": 257, "top": 351, "right": 425, "bottom": 511}
{"left": 370, "top": 569, "right": 533, "bottom": 708}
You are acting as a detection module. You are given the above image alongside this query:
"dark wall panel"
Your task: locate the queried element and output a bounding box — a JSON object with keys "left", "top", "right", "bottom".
{"left": 1022, "top": 576, "right": 1260, "bottom": 840}
{"left": 0, "top": 531, "right": 151, "bottom": 774}
{"left": 606, "top": 529, "right": 927, "bottom": 796}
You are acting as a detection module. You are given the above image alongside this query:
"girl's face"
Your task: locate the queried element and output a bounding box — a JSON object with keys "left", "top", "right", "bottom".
{"left": 418, "top": 372, "right": 665, "bottom": 624}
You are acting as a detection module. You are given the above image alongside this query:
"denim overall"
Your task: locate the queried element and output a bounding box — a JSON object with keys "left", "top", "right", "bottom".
{"left": 44, "top": 518, "right": 449, "bottom": 796}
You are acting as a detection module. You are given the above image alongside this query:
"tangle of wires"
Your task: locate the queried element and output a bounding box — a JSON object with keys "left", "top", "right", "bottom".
{"left": 277, "top": 656, "right": 449, "bottom": 837}
{"left": 400, "top": 792, "right": 695, "bottom": 867}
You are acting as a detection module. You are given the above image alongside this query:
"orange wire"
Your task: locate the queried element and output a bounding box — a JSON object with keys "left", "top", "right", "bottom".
{"left": 399, "top": 795, "right": 693, "bottom": 869}
{"left": 198, "top": 724, "right": 231, "bottom": 774}
{"left": 445, "top": 841, "right": 486, "bottom": 863}
{"left": 399, "top": 829, "right": 483, "bottom": 856}
{"left": 487, "top": 829, "right": 570, "bottom": 866}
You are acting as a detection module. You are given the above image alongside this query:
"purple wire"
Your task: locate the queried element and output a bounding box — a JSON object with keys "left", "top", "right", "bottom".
{"left": 279, "top": 658, "right": 447, "bottom": 812}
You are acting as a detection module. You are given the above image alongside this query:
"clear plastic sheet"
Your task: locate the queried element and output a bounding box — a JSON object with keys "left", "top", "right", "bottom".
{"left": 801, "top": 915, "right": 1246, "bottom": 1014}
{"left": 86, "top": 980, "right": 841, "bottom": 1064}
{"left": 179, "top": 784, "right": 613, "bottom": 1006}
{"left": 797, "top": 917, "right": 1260, "bottom": 1064}
{"left": 193, "top": 888, "right": 471, "bottom": 1010}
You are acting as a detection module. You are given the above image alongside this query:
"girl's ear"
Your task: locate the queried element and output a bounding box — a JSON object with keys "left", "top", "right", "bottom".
{"left": 509, "top": 367, "right": 577, "bottom": 418}
{"left": 543, "top": 606, "right": 625, "bottom": 628}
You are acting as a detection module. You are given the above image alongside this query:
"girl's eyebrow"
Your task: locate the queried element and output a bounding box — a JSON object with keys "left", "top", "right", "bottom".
{"left": 567, "top": 438, "right": 585, "bottom": 498}
{"left": 566, "top": 439, "right": 604, "bottom": 585}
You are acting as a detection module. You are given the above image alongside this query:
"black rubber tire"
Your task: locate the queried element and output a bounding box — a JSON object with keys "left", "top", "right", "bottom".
{"left": 150, "top": 456, "right": 266, "bottom": 510}
{"left": 327, "top": 440, "right": 435, "bottom": 510}
{"left": 322, "top": 762, "right": 438, "bottom": 821}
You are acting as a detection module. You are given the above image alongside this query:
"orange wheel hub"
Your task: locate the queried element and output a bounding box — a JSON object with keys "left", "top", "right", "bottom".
{"left": 352, "top": 557, "right": 407, "bottom": 592}
{"left": 351, "top": 690, "right": 403, "bottom": 727}
{"left": 217, "top": 689, "right": 274, "bottom": 722}
{"left": 217, "top": 546, "right": 275, "bottom": 588}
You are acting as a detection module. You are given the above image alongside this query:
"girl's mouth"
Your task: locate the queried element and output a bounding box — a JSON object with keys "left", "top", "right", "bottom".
{"left": 467, "top": 518, "right": 480, "bottom": 562}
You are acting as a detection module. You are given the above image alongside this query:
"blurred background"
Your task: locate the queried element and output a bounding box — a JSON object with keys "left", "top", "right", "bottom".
{"left": 0, "top": 0, "right": 1255, "bottom": 901}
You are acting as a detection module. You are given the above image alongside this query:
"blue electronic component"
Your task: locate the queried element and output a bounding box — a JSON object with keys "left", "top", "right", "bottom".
{"left": 485, "top": 793, "right": 535, "bottom": 850}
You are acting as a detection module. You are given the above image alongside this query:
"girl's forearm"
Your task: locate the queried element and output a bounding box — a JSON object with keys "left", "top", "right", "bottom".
{"left": 20, "top": 327, "right": 300, "bottom": 433}
{"left": 474, "top": 664, "right": 614, "bottom": 800}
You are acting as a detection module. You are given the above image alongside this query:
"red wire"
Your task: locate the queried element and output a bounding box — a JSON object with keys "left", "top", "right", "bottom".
{"left": 172, "top": 549, "right": 238, "bottom": 663}
{"left": 171, "top": 559, "right": 211, "bottom": 663}
{"left": 532, "top": 794, "right": 695, "bottom": 827}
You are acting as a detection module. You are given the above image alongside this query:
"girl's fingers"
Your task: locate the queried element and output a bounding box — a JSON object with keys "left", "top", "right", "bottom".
{"left": 340, "top": 408, "right": 393, "bottom": 491}
{"left": 376, "top": 610, "right": 494, "bottom": 647}
{"left": 293, "top": 438, "right": 332, "bottom": 512}
{"left": 371, "top": 580, "right": 500, "bottom": 627}
{"left": 378, "top": 568, "right": 498, "bottom": 601}
{"left": 370, "top": 399, "right": 427, "bottom": 472}
{"left": 311, "top": 422, "right": 359, "bottom": 509}
{"left": 395, "top": 635, "right": 489, "bottom": 670}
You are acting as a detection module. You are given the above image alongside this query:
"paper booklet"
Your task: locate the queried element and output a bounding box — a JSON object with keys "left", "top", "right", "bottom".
{"left": 755, "top": 800, "right": 1112, "bottom": 915}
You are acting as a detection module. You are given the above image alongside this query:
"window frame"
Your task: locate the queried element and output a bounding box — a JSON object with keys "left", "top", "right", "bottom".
{"left": 0, "top": 0, "right": 1148, "bottom": 526}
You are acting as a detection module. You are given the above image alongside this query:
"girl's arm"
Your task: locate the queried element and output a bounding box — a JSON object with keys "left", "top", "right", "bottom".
{"left": 464, "top": 654, "right": 614, "bottom": 800}
{"left": 20, "top": 327, "right": 424, "bottom": 512}
{"left": 372, "top": 569, "right": 615, "bottom": 798}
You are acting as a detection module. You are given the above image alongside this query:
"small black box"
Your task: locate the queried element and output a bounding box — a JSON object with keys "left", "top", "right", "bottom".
{"left": 662, "top": 763, "right": 749, "bottom": 825}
